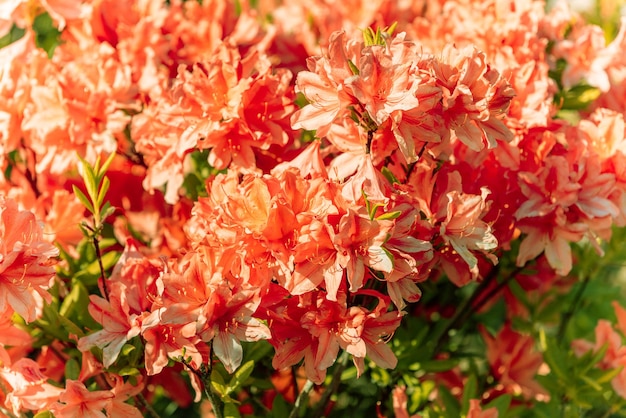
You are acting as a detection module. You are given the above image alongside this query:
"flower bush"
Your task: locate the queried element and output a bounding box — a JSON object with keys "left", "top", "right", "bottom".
{"left": 2, "top": 0, "right": 626, "bottom": 417}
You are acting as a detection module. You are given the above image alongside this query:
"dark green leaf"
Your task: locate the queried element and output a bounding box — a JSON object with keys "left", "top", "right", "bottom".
{"left": 224, "top": 403, "right": 241, "bottom": 418}
{"left": 65, "top": 358, "right": 80, "bottom": 380}
{"left": 227, "top": 360, "right": 255, "bottom": 394}
{"left": 271, "top": 393, "right": 290, "bottom": 418}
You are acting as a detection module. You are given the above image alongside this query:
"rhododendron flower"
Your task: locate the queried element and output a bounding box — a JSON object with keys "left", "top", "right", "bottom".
{"left": 0, "top": 196, "right": 58, "bottom": 322}
{"left": 346, "top": 34, "right": 420, "bottom": 126}
{"left": 409, "top": 168, "right": 498, "bottom": 286}
{"left": 197, "top": 283, "right": 271, "bottom": 374}
{"left": 77, "top": 282, "right": 142, "bottom": 368}
{"left": 141, "top": 312, "right": 205, "bottom": 376}
{"left": 350, "top": 292, "right": 402, "bottom": 376}
{"left": 133, "top": 41, "right": 295, "bottom": 203}
{"left": 392, "top": 385, "right": 419, "bottom": 418}
{"left": 21, "top": 38, "right": 137, "bottom": 175}
{"left": 0, "top": 358, "right": 63, "bottom": 415}
{"left": 481, "top": 324, "right": 547, "bottom": 400}
{"left": 334, "top": 208, "right": 395, "bottom": 292}
{"left": 291, "top": 30, "right": 360, "bottom": 137}
{"left": 50, "top": 380, "right": 114, "bottom": 418}
{"left": 552, "top": 24, "right": 613, "bottom": 92}
{"left": 106, "top": 375, "right": 144, "bottom": 418}
{"left": 572, "top": 303, "right": 626, "bottom": 399}
{"left": 515, "top": 131, "right": 620, "bottom": 275}
{"left": 266, "top": 289, "right": 400, "bottom": 384}
{"left": 434, "top": 44, "right": 515, "bottom": 152}
{"left": 439, "top": 186, "right": 498, "bottom": 277}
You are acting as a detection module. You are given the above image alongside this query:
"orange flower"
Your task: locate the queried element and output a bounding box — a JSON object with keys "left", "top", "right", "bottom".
{"left": 434, "top": 44, "right": 515, "bottom": 152}
{"left": 391, "top": 385, "right": 419, "bottom": 418}
{"left": 467, "top": 399, "right": 499, "bottom": 418}
{"left": 573, "top": 303, "right": 626, "bottom": 399}
{"left": 77, "top": 282, "right": 142, "bottom": 368}
{"left": 334, "top": 208, "right": 395, "bottom": 292}
{"left": 481, "top": 324, "right": 547, "bottom": 401}
{"left": 50, "top": 380, "right": 114, "bottom": 418}
{"left": 290, "top": 30, "right": 360, "bottom": 138}
{"left": 0, "top": 196, "right": 58, "bottom": 322}
{"left": 346, "top": 34, "right": 420, "bottom": 126}
{"left": 0, "top": 358, "right": 63, "bottom": 415}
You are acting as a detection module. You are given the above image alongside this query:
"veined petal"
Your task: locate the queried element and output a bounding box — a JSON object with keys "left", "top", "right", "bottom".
{"left": 214, "top": 331, "right": 243, "bottom": 374}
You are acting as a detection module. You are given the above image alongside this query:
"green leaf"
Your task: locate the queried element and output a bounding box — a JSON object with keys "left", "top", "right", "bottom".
{"left": 557, "top": 84, "right": 602, "bottom": 111}
{"left": 97, "top": 176, "right": 110, "bottom": 208}
{"left": 381, "top": 166, "right": 399, "bottom": 184}
{"left": 60, "top": 280, "right": 86, "bottom": 317}
{"left": 32, "top": 12, "right": 61, "bottom": 57}
{"left": 211, "top": 369, "right": 228, "bottom": 398}
{"left": 121, "top": 343, "right": 137, "bottom": 357}
{"left": 347, "top": 59, "right": 360, "bottom": 75}
{"left": 0, "top": 24, "right": 26, "bottom": 49}
{"left": 579, "top": 374, "right": 603, "bottom": 392}
{"left": 101, "top": 250, "right": 121, "bottom": 270}
{"left": 590, "top": 365, "right": 624, "bottom": 384}
{"left": 97, "top": 152, "right": 116, "bottom": 180}
{"left": 541, "top": 330, "right": 570, "bottom": 382}
{"left": 72, "top": 185, "right": 95, "bottom": 215}
{"left": 242, "top": 340, "right": 273, "bottom": 363}
{"left": 376, "top": 211, "right": 402, "bottom": 220}
{"left": 483, "top": 394, "right": 511, "bottom": 417}
{"left": 223, "top": 403, "right": 241, "bottom": 418}
{"left": 99, "top": 201, "right": 115, "bottom": 223}
{"left": 117, "top": 366, "right": 141, "bottom": 377}
{"left": 438, "top": 384, "right": 461, "bottom": 418}
{"left": 34, "top": 411, "right": 55, "bottom": 418}
{"left": 57, "top": 313, "right": 85, "bottom": 339}
{"left": 65, "top": 358, "right": 80, "bottom": 380}
{"left": 227, "top": 360, "right": 255, "bottom": 394}
{"left": 79, "top": 158, "right": 98, "bottom": 204}
{"left": 271, "top": 394, "right": 290, "bottom": 418}
{"left": 461, "top": 374, "right": 477, "bottom": 414}
{"left": 78, "top": 251, "right": 120, "bottom": 281}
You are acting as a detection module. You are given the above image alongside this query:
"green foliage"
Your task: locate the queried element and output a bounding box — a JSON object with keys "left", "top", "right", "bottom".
{"left": 182, "top": 150, "right": 226, "bottom": 200}
{"left": 73, "top": 153, "right": 116, "bottom": 230}
{"left": 0, "top": 24, "right": 25, "bottom": 49}
{"left": 32, "top": 12, "right": 62, "bottom": 57}
{"left": 362, "top": 22, "right": 397, "bottom": 46}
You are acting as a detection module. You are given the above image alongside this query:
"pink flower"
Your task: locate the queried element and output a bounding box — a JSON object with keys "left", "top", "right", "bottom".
{"left": 291, "top": 31, "right": 360, "bottom": 137}
{"left": 0, "top": 196, "right": 58, "bottom": 322}
{"left": 346, "top": 34, "right": 420, "bottom": 126}
{"left": 77, "top": 282, "right": 142, "bottom": 368}
{"left": 50, "top": 380, "right": 114, "bottom": 418}
{"left": 481, "top": 324, "right": 547, "bottom": 400}
{"left": 0, "top": 358, "right": 63, "bottom": 415}
{"left": 434, "top": 44, "right": 515, "bottom": 152}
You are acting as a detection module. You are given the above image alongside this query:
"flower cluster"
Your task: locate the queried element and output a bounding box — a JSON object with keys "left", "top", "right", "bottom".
{"left": 1, "top": 0, "right": 626, "bottom": 417}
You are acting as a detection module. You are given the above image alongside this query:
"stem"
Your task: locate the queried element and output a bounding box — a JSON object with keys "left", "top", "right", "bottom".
{"left": 432, "top": 266, "right": 500, "bottom": 353}
{"left": 404, "top": 142, "right": 429, "bottom": 181}
{"left": 182, "top": 355, "right": 224, "bottom": 418}
{"left": 288, "top": 379, "right": 314, "bottom": 418}
{"left": 310, "top": 351, "right": 349, "bottom": 418}
{"left": 203, "top": 371, "right": 224, "bottom": 418}
{"left": 136, "top": 393, "right": 160, "bottom": 418}
{"left": 557, "top": 274, "right": 591, "bottom": 342}
{"left": 291, "top": 365, "right": 300, "bottom": 401}
{"left": 92, "top": 234, "right": 109, "bottom": 301}
{"left": 366, "top": 130, "right": 374, "bottom": 154}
